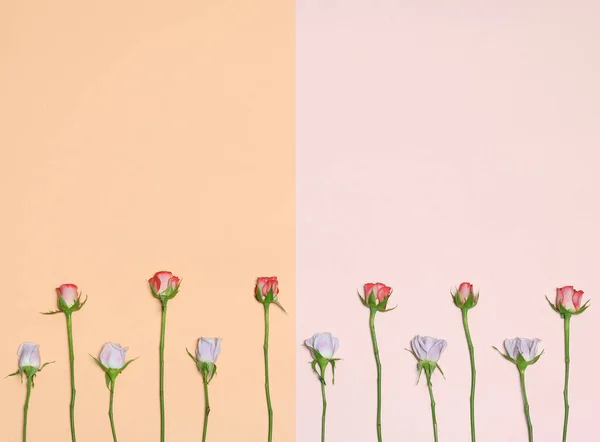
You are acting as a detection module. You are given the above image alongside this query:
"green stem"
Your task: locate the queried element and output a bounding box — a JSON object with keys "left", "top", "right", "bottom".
{"left": 425, "top": 370, "right": 438, "bottom": 442}
{"left": 369, "top": 308, "right": 383, "bottom": 442}
{"left": 562, "top": 315, "right": 571, "bottom": 442}
{"left": 263, "top": 303, "right": 273, "bottom": 442}
{"left": 202, "top": 376, "right": 210, "bottom": 442}
{"left": 23, "top": 374, "right": 32, "bottom": 442}
{"left": 461, "top": 309, "right": 476, "bottom": 442}
{"left": 319, "top": 365, "right": 327, "bottom": 442}
{"left": 159, "top": 299, "right": 168, "bottom": 442}
{"left": 519, "top": 369, "right": 533, "bottom": 442}
{"left": 109, "top": 379, "right": 118, "bottom": 442}
{"left": 66, "top": 312, "right": 77, "bottom": 442}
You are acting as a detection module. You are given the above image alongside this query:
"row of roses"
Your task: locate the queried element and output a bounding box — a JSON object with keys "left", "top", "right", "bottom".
{"left": 305, "top": 283, "right": 588, "bottom": 442}
{"left": 9, "top": 272, "right": 283, "bottom": 442}
{"left": 9, "top": 277, "right": 589, "bottom": 442}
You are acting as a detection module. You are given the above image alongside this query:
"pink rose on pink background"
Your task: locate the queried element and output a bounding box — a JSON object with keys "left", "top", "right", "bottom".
{"left": 453, "top": 282, "right": 479, "bottom": 309}
{"left": 364, "top": 283, "right": 392, "bottom": 303}
{"left": 361, "top": 282, "right": 393, "bottom": 311}
{"left": 555, "top": 286, "right": 584, "bottom": 312}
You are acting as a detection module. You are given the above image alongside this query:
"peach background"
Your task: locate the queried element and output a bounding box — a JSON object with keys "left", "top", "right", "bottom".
{"left": 0, "top": 1, "right": 294, "bottom": 441}
{"left": 297, "top": 1, "right": 600, "bottom": 442}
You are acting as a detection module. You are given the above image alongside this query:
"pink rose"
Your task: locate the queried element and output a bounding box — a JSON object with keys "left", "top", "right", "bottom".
{"left": 56, "top": 283, "right": 80, "bottom": 308}
{"left": 99, "top": 343, "right": 129, "bottom": 370}
{"left": 18, "top": 342, "right": 41, "bottom": 369}
{"left": 556, "top": 286, "right": 584, "bottom": 312}
{"left": 148, "top": 271, "right": 180, "bottom": 298}
{"left": 256, "top": 276, "right": 279, "bottom": 301}
{"left": 364, "top": 282, "right": 392, "bottom": 304}
{"left": 458, "top": 282, "right": 475, "bottom": 303}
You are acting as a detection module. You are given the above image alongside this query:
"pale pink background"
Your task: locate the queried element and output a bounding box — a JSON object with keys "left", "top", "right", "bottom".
{"left": 297, "top": 2, "right": 600, "bottom": 441}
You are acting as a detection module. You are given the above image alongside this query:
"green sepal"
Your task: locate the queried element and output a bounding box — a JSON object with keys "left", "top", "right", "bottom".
{"left": 91, "top": 354, "right": 136, "bottom": 387}
{"left": 149, "top": 281, "right": 181, "bottom": 302}
{"left": 272, "top": 299, "right": 287, "bottom": 314}
{"left": 493, "top": 346, "right": 516, "bottom": 363}
{"left": 547, "top": 296, "right": 591, "bottom": 317}
{"left": 5, "top": 368, "right": 22, "bottom": 382}
{"left": 358, "top": 292, "right": 369, "bottom": 308}
{"left": 186, "top": 349, "right": 217, "bottom": 383}
{"left": 378, "top": 304, "right": 397, "bottom": 313}
{"left": 330, "top": 360, "right": 336, "bottom": 385}
{"left": 546, "top": 296, "right": 560, "bottom": 314}
{"left": 40, "top": 310, "right": 61, "bottom": 315}
{"left": 453, "top": 292, "right": 478, "bottom": 310}
{"left": 572, "top": 300, "right": 591, "bottom": 316}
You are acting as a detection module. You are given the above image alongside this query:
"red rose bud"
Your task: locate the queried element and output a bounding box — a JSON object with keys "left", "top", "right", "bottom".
{"left": 552, "top": 285, "right": 589, "bottom": 315}
{"left": 362, "top": 282, "right": 393, "bottom": 311}
{"left": 148, "top": 271, "right": 180, "bottom": 300}
{"left": 56, "top": 283, "right": 85, "bottom": 312}
{"left": 255, "top": 276, "right": 279, "bottom": 303}
{"left": 453, "top": 282, "right": 478, "bottom": 309}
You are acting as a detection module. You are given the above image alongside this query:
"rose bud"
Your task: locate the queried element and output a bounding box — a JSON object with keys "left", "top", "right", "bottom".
{"left": 408, "top": 335, "right": 447, "bottom": 381}
{"left": 453, "top": 282, "right": 479, "bottom": 309}
{"left": 496, "top": 337, "right": 544, "bottom": 370}
{"left": 99, "top": 343, "right": 129, "bottom": 370}
{"left": 304, "top": 332, "right": 340, "bottom": 384}
{"left": 92, "top": 342, "right": 135, "bottom": 382}
{"left": 556, "top": 286, "right": 585, "bottom": 313}
{"left": 187, "top": 337, "right": 222, "bottom": 383}
{"left": 196, "top": 337, "right": 222, "bottom": 364}
{"left": 411, "top": 336, "right": 447, "bottom": 363}
{"left": 18, "top": 342, "right": 41, "bottom": 369}
{"left": 56, "top": 283, "right": 84, "bottom": 311}
{"left": 305, "top": 332, "right": 340, "bottom": 361}
{"left": 361, "top": 282, "right": 393, "bottom": 311}
{"left": 255, "top": 276, "right": 279, "bottom": 304}
{"left": 148, "top": 271, "right": 181, "bottom": 300}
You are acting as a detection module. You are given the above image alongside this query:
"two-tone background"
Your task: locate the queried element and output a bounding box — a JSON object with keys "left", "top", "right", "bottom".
{"left": 2, "top": 1, "right": 600, "bottom": 441}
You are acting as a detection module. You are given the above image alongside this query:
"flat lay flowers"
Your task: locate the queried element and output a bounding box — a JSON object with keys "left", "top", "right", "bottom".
{"left": 5, "top": 277, "right": 591, "bottom": 442}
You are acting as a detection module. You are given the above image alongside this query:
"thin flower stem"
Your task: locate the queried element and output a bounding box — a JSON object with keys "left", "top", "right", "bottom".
{"left": 202, "top": 376, "right": 210, "bottom": 442}
{"left": 109, "top": 379, "right": 118, "bottom": 442}
{"left": 263, "top": 303, "right": 273, "bottom": 442}
{"left": 159, "top": 299, "right": 168, "bottom": 442}
{"left": 66, "top": 312, "right": 77, "bottom": 442}
{"left": 461, "top": 309, "right": 476, "bottom": 442}
{"left": 369, "top": 308, "right": 383, "bottom": 442}
{"left": 425, "top": 371, "right": 438, "bottom": 442}
{"left": 319, "top": 365, "right": 327, "bottom": 442}
{"left": 519, "top": 369, "right": 533, "bottom": 442}
{"left": 562, "top": 315, "right": 571, "bottom": 442}
{"left": 23, "top": 374, "right": 32, "bottom": 442}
